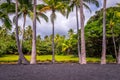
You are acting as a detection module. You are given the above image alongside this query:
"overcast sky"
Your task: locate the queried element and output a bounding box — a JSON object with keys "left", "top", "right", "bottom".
{"left": 1, "top": 0, "right": 120, "bottom": 38}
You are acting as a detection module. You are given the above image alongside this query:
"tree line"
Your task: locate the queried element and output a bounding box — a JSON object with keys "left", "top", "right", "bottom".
{"left": 0, "top": 0, "right": 120, "bottom": 64}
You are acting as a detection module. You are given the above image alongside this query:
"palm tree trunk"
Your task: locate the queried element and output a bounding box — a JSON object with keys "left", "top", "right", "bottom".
{"left": 111, "top": 27, "right": 117, "bottom": 62}
{"left": 20, "top": 14, "right": 26, "bottom": 51}
{"left": 52, "top": 18, "right": 55, "bottom": 63}
{"left": 80, "top": 0, "right": 86, "bottom": 64}
{"left": 117, "top": 44, "right": 120, "bottom": 64}
{"left": 101, "top": 0, "right": 107, "bottom": 64}
{"left": 30, "top": 0, "right": 37, "bottom": 64}
{"left": 15, "top": 0, "right": 29, "bottom": 64}
{"left": 76, "top": 6, "right": 81, "bottom": 63}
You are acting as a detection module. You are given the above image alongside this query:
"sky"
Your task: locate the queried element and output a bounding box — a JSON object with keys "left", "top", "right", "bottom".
{"left": 1, "top": 0, "right": 120, "bottom": 39}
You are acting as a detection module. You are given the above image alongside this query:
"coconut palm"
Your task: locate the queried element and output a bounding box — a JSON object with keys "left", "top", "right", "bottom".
{"left": 42, "top": 0, "right": 68, "bottom": 63}
{"left": 0, "top": 0, "right": 29, "bottom": 64}
{"left": 79, "top": 0, "right": 86, "bottom": 64}
{"left": 13, "top": 0, "right": 48, "bottom": 51}
{"left": 15, "top": 0, "right": 29, "bottom": 64}
{"left": 16, "top": 0, "right": 32, "bottom": 51}
{"left": 13, "top": 0, "right": 48, "bottom": 64}
{"left": 101, "top": 0, "right": 107, "bottom": 64}
{"left": 30, "top": 0, "right": 37, "bottom": 64}
{"left": 107, "top": 9, "right": 119, "bottom": 62}
{"left": 69, "top": 0, "right": 99, "bottom": 64}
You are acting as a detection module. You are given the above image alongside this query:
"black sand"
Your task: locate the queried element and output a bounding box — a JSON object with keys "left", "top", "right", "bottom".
{"left": 0, "top": 63, "right": 120, "bottom": 80}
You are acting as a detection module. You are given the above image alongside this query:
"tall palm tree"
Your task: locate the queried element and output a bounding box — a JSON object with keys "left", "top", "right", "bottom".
{"left": 0, "top": 0, "right": 29, "bottom": 64}
{"left": 30, "top": 0, "right": 37, "bottom": 64}
{"left": 79, "top": 0, "right": 86, "bottom": 64}
{"left": 15, "top": 0, "right": 29, "bottom": 64}
{"left": 42, "top": 0, "right": 68, "bottom": 63}
{"left": 75, "top": 5, "right": 81, "bottom": 63}
{"left": 69, "top": 0, "right": 99, "bottom": 63}
{"left": 107, "top": 10, "right": 118, "bottom": 62}
{"left": 17, "top": 0, "right": 32, "bottom": 52}
{"left": 13, "top": 0, "right": 48, "bottom": 64}
{"left": 13, "top": 0, "right": 48, "bottom": 51}
{"left": 101, "top": 0, "right": 107, "bottom": 64}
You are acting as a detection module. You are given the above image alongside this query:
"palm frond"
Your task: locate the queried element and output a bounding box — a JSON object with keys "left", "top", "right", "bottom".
{"left": 0, "top": 11, "right": 11, "bottom": 30}
{"left": 13, "top": 12, "right": 22, "bottom": 24}
{"left": 83, "top": 0, "right": 99, "bottom": 7}
{"left": 38, "top": 12, "right": 48, "bottom": 22}
{"left": 83, "top": 2, "right": 91, "bottom": 13}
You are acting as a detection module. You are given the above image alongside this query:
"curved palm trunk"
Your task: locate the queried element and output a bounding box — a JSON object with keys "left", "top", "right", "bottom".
{"left": 111, "top": 27, "right": 117, "bottom": 62}
{"left": 15, "top": 0, "right": 29, "bottom": 64}
{"left": 52, "top": 16, "right": 55, "bottom": 63}
{"left": 76, "top": 6, "right": 81, "bottom": 63}
{"left": 80, "top": 0, "right": 86, "bottom": 64}
{"left": 101, "top": 0, "right": 107, "bottom": 64}
{"left": 30, "top": 0, "right": 37, "bottom": 64}
{"left": 20, "top": 14, "right": 26, "bottom": 50}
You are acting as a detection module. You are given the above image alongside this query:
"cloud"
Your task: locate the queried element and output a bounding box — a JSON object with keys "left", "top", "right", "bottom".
{"left": 5, "top": 0, "right": 120, "bottom": 38}
{"left": 37, "top": 0, "right": 120, "bottom": 38}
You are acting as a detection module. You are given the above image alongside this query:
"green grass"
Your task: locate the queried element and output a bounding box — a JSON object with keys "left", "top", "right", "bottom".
{"left": 0, "top": 55, "right": 116, "bottom": 64}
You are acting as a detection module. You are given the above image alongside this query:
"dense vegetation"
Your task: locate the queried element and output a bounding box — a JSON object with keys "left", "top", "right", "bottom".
{"left": 0, "top": 6, "right": 120, "bottom": 59}
{"left": 0, "top": 0, "right": 120, "bottom": 64}
{"left": 85, "top": 7, "right": 120, "bottom": 58}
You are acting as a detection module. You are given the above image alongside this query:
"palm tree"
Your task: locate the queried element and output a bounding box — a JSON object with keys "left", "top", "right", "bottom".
{"left": 0, "top": 0, "right": 29, "bottom": 64}
{"left": 17, "top": 0, "right": 32, "bottom": 52}
{"left": 79, "top": 0, "right": 86, "bottom": 64}
{"left": 13, "top": 0, "right": 48, "bottom": 64}
{"left": 30, "top": 0, "right": 37, "bottom": 64}
{"left": 107, "top": 10, "right": 118, "bottom": 62}
{"left": 15, "top": 0, "right": 29, "bottom": 64}
{"left": 75, "top": 5, "right": 81, "bottom": 63}
{"left": 101, "top": 0, "right": 107, "bottom": 64}
{"left": 69, "top": 0, "right": 99, "bottom": 64}
{"left": 13, "top": 0, "right": 48, "bottom": 52}
{"left": 42, "top": 0, "right": 68, "bottom": 63}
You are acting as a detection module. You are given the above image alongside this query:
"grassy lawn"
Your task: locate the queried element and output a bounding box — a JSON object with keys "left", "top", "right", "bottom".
{"left": 0, "top": 55, "right": 116, "bottom": 64}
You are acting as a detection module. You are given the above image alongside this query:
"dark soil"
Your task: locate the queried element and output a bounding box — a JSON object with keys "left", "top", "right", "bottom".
{"left": 0, "top": 63, "right": 120, "bottom": 80}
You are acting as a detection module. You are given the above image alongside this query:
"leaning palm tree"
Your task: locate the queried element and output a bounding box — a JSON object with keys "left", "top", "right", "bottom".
{"left": 15, "top": 0, "right": 29, "bottom": 64}
{"left": 101, "top": 0, "right": 107, "bottom": 64}
{"left": 0, "top": 0, "right": 29, "bottom": 64}
{"left": 42, "top": 0, "right": 68, "bottom": 63}
{"left": 13, "top": 0, "right": 48, "bottom": 64}
{"left": 17, "top": 0, "right": 32, "bottom": 52}
{"left": 107, "top": 10, "right": 118, "bottom": 62}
